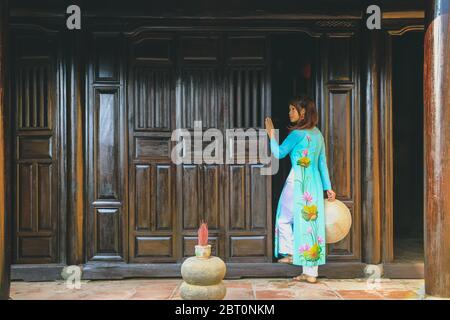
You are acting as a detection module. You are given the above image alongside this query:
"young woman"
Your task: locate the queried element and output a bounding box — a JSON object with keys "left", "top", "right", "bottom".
{"left": 265, "top": 95, "right": 336, "bottom": 284}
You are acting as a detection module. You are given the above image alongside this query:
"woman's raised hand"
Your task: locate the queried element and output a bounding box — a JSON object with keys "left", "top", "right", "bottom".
{"left": 265, "top": 117, "right": 275, "bottom": 138}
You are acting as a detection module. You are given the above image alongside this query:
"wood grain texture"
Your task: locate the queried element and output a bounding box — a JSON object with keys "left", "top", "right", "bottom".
{"left": 380, "top": 33, "right": 394, "bottom": 263}
{"left": 11, "top": 25, "right": 60, "bottom": 264}
{"left": 126, "top": 33, "right": 272, "bottom": 263}
{"left": 424, "top": 0, "right": 450, "bottom": 297}
{"left": 319, "top": 33, "right": 361, "bottom": 262}
{"left": 128, "top": 33, "right": 177, "bottom": 263}
{"left": 362, "top": 30, "right": 382, "bottom": 264}
{"left": 86, "top": 33, "right": 128, "bottom": 263}
{"left": 64, "top": 23, "right": 86, "bottom": 265}
{"left": 11, "top": 262, "right": 370, "bottom": 281}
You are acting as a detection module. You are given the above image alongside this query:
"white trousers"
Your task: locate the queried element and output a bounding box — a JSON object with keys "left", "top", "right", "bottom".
{"left": 278, "top": 170, "right": 319, "bottom": 277}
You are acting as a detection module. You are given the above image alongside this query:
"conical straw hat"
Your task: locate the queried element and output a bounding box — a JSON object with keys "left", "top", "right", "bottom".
{"left": 324, "top": 199, "right": 352, "bottom": 244}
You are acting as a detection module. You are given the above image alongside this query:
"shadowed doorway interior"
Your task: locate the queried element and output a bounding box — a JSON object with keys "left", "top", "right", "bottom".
{"left": 270, "top": 33, "right": 316, "bottom": 260}
{"left": 392, "top": 31, "right": 424, "bottom": 263}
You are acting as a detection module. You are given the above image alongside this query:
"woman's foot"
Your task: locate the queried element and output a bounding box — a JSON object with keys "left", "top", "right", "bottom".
{"left": 293, "top": 274, "right": 317, "bottom": 283}
{"left": 277, "top": 255, "right": 293, "bottom": 264}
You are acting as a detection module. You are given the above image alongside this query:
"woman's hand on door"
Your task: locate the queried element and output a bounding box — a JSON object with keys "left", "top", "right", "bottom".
{"left": 265, "top": 117, "right": 275, "bottom": 138}
{"left": 326, "top": 189, "right": 336, "bottom": 201}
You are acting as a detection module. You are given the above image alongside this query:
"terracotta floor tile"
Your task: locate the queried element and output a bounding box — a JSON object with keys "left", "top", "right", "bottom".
{"left": 252, "top": 279, "right": 329, "bottom": 291}
{"left": 83, "top": 290, "right": 136, "bottom": 300}
{"left": 376, "top": 290, "right": 420, "bottom": 300}
{"left": 324, "top": 279, "right": 375, "bottom": 291}
{"left": 11, "top": 287, "right": 44, "bottom": 295}
{"left": 10, "top": 278, "right": 429, "bottom": 300}
{"left": 336, "top": 290, "right": 383, "bottom": 300}
{"left": 12, "top": 282, "right": 67, "bottom": 292}
{"left": 224, "top": 288, "right": 255, "bottom": 300}
{"left": 135, "top": 282, "right": 180, "bottom": 290}
{"left": 255, "top": 290, "right": 296, "bottom": 300}
{"left": 46, "top": 292, "right": 92, "bottom": 300}
{"left": 288, "top": 280, "right": 331, "bottom": 291}
{"left": 10, "top": 293, "right": 55, "bottom": 300}
{"left": 133, "top": 279, "right": 181, "bottom": 285}
{"left": 294, "top": 290, "right": 341, "bottom": 300}
{"left": 224, "top": 280, "right": 253, "bottom": 289}
{"left": 252, "top": 280, "right": 290, "bottom": 290}
{"left": 130, "top": 286, "right": 178, "bottom": 300}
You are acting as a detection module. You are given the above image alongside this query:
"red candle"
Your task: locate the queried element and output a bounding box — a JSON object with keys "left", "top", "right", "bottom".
{"left": 198, "top": 222, "right": 209, "bottom": 246}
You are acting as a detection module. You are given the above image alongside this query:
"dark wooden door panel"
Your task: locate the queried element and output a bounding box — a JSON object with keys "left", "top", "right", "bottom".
{"left": 133, "top": 68, "right": 172, "bottom": 131}
{"left": 126, "top": 32, "right": 272, "bottom": 263}
{"left": 12, "top": 27, "right": 60, "bottom": 264}
{"left": 225, "top": 163, "right": 271, "bottom": 262}
{"left": 128, "top": 33, "right": 177, "bottom": 263}
{"left": 179, "top": 67, "right": 221, "bottom": 129}
{"left": 94, "top": 208, "right": 122, "bottom": 258}
{"left": 175, "top": 36, "right": 226, "bottom": 260}
{"left": 95, "top": 88, "right": 120, "bottom": 200}
{"left": 179, "top": 163, "right": 224, "bottom": 259}
{"left": 86, "top": 33, "right": 127, "bottom": 262}
{"left": 223, "top": 35, "right": 272, "bottom": 262}
{"left": 319, "top": 34, "right": 361, "bottom": 262}
{"left": 228, "top": 67, "right": 267, "bottom": 129}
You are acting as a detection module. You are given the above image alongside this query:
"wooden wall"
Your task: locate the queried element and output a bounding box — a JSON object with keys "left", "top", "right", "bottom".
{"left": 4, "top": 1, "right": 427, "bottom": 280}
{"left": 6, "top": 22, "right": 362, "bottom": 268}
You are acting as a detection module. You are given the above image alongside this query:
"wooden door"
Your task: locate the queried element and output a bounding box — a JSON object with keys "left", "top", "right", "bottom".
{"left": 175, "top": 34, "right": 225, "bottom": 261}
{"left": 127, "top": 32, "right": 177, "bottom": 262}
{"left": 126, "top": 31, "right": 272, "bottom": 263}
{"left": 223, "top": 35, "right": 272, "bottom": 262}
{"left": 11, "top": 27, "right": 62, "bottom": 264}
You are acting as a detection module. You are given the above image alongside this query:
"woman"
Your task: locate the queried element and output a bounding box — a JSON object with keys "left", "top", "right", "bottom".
{"left": 265, "top": 95, "right": 336, "bottom": 284}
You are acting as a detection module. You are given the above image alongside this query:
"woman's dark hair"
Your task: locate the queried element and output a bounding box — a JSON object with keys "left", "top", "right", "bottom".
{"left": 287, "top": 95, "right": 318, "bottom": 130}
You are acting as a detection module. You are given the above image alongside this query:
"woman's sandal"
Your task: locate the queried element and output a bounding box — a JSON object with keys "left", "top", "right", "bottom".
{"left": 293, "top": 274, "right": 317, "bottom": 283}
{"left": 277, "top": 255, "right": 293, "bottom": 264}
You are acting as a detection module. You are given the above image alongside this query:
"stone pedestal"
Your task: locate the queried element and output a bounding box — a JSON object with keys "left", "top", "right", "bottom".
{"left": 180, "top": 245, "right": 227, "bottom": 300}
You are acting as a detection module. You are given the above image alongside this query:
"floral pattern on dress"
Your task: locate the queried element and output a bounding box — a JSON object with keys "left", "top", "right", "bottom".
{"left": 297, "top": 135, "right": 325, "bottom": 263}
{"left": 271, "top": 127, "right": 331, "bottom": 267}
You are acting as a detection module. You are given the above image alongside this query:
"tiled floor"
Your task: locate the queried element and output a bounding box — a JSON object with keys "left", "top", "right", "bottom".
{"left": 10, "top": 278, "right": 447, "bottom": 300}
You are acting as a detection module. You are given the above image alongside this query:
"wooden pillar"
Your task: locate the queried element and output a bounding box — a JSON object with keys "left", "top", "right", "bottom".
{"left": 362, "top": 30, "right": 382, "bottom": 265}
{"left": 424, "top": 0, "right": 450, "bottom": 298}
{"left": 0, "top": 0, "right": 10, "bottom": 300}
{"left": 67, "top": 30, "right": 85, "bottom": 266}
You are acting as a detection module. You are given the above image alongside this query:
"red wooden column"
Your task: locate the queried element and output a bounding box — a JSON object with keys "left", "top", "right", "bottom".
{"left": 424, "top": 0, "right": 450, "bottom": 297}
{"left": 0, "top": 0, "right": 10, "bottom": 300}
